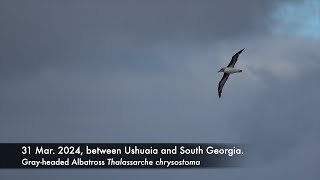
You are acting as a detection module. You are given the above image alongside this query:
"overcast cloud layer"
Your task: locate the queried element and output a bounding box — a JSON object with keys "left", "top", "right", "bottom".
{"left": 0, "top": 0, "right": 319, "bottom": 179}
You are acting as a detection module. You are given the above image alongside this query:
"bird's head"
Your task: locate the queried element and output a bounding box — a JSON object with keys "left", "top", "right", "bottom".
{"left": 218, "top": 68, "right": 225, "bottom": 73}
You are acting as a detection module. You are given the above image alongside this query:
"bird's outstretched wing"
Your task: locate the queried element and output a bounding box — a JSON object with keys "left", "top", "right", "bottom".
{"left": 218, "top": 73, "right": 229, "bottom": 98}
{"left": 227, "top": 48, "right": 245, "bottom": 67}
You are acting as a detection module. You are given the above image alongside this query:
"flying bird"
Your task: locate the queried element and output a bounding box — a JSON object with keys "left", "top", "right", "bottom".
{"left": 218, "top": 48, "right": 245, "bottom": 98}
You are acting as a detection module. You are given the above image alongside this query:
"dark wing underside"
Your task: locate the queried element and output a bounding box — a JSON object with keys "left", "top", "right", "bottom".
{"left": 218, "top": 73, "right": 229, "bottom": 98}
{"left": 227, "top": 48, "right": 245, "bottom": 67}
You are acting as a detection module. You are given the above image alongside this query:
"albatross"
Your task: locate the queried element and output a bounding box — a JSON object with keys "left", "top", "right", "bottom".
{"left": 218, "top": 48, "right": 245, "bottom": 98}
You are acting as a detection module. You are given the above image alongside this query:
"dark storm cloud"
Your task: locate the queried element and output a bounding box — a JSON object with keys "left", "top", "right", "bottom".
{"left": 0, "top": 0, "right": 293, "bottom": 77}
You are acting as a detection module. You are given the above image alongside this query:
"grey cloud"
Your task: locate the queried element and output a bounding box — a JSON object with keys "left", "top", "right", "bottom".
{"left": 0, "top": 0, "right": 319, "bottom": 180}
{"left": 0, "top": 0, "right": 294, "bottom": 77}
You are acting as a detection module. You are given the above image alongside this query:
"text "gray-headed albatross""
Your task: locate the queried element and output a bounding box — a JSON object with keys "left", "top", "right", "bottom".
{"left": 218, "top": 48, "right": 245, "bottom": 98}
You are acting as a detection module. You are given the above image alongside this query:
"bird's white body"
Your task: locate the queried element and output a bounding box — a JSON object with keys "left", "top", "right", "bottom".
{"left": 223, "top": 67, "right": 242, "bottom": 74}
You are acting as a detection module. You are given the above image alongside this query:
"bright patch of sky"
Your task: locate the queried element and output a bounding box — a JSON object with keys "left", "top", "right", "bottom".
{"left": 272, "top": 0, "right": 320, "bottom": 38}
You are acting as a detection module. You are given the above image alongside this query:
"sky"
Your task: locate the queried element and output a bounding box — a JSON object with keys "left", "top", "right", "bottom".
{"left": 0, "top": 0, "right": 319, "bottom": 179}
